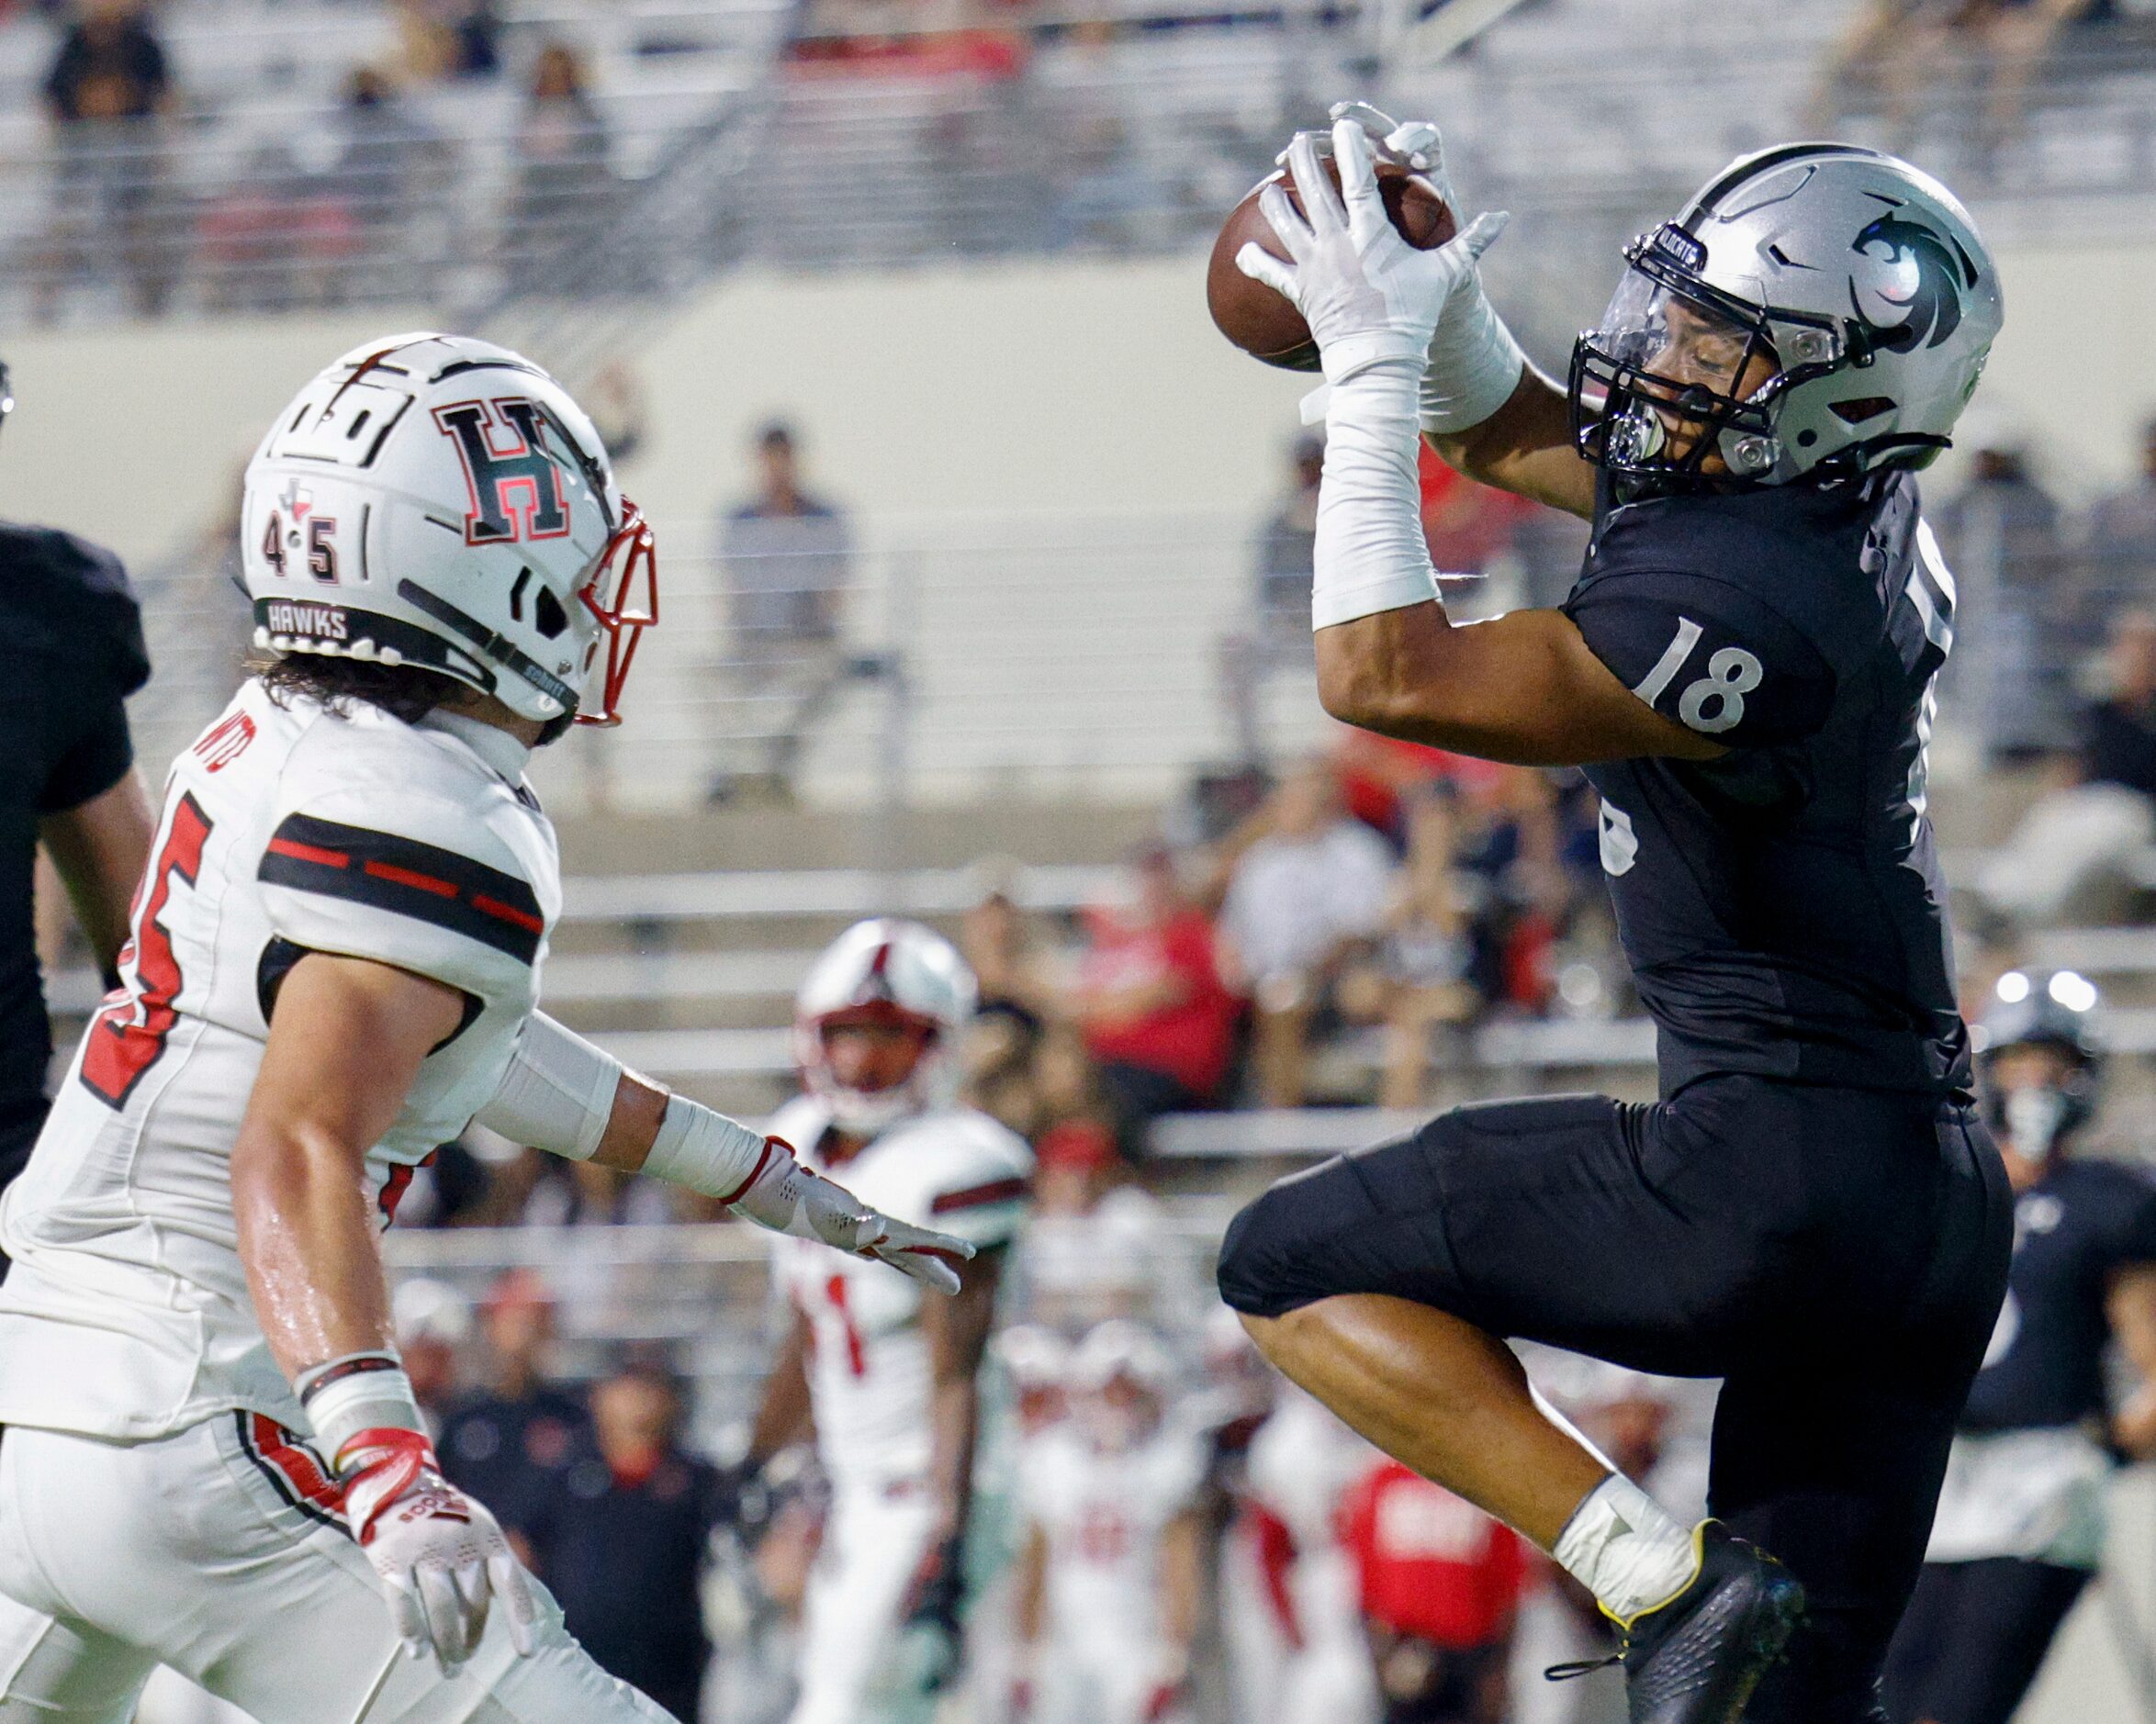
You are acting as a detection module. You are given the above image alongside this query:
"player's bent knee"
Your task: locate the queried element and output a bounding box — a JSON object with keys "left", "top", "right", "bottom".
{"left": 1217, "top": 1151, "right": 1391, "bottom": 1319}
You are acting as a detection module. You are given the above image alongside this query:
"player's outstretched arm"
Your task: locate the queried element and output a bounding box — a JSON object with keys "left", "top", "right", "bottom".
{"left": 477, "top": 1012, "right": 975, "bottom": 1292}
{"left": 232, "top": 952, "right": 540, "bottom": 1676}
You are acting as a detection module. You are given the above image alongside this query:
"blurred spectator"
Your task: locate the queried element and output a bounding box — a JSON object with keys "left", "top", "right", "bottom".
{"left": 448, "top": 0, "right": 505, "bottom": 77}
{"left": 1811, "top": 0, "right": 2113, "bottom": 144}
{"left": 959, "top": 878, "right": 1065, "bottom": 1135}
{"left": 1935, "top": 432, "right": 2073, "bottom": 758}
{"left": 440, "top": 1270, "right": 592, "bottom": 1561}
{"left": 712, "top": 421, "right": 887, "bottom": 803}
{"left": 390, "top": 1276, "right": 471, "bottom": 1435}
{"left": 1337, "top": 1461, "right": 1527, "bottom": 1724}
{"left": 332, "top": 67, "right": 448, "bottom": 304}
{"left": 1021, "top": 1119, "right": 1177, "bottom": 1329}
{"left": 1072, "top": 845, "right": 1242, "bottom": 1141}
{"left": 1221, "top": 432, "right": 1322, "bottom": 767}
{"left": 2082, "top": 411, "right": 2156, "bottom": 615}
{"left": 530, "top": 1361, "right": 722, "bottom": 1724}
{"left": 510, "top": 41, "right": 613, "bottom": 292}
{"left": 39, "top": 0, "right": 173, "bottom": 319}
{"left": 1218, "top": 758, "right": 1394, "bottom": 1107}
{"left": 1977, "top": 608, "right": 2156, "bottom": 927}
{"left": 1363, "top": 793, "right": 1481, "bottom": 1108}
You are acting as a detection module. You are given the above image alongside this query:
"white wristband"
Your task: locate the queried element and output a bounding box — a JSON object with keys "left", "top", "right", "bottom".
{"left": 477, "top": 1012, "right": 623, "bottom": 1162}
{"left": 643, "top": 1094, "right": 775, "bottom": 1203}
{"left": 1418, "top": 272, "right": 1527, "bottom": 437}
{"left": 1313, "top": 358, "right": 1442, "bottom": 632}
{"left": 297, "top": 1352, "right": 425, "bottom": 1462}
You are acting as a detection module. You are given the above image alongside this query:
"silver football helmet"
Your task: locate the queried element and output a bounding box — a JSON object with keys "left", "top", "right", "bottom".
{"left": 1570, "top": 144, "right": 2004, "bottom": 488}
{"left": 1976, "top": 968, "right": 2104, "bottom": 1159}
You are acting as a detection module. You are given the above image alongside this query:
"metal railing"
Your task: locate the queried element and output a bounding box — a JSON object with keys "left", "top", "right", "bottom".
{"left": 6, "top": 0, "right": 2156, "bottom": 330}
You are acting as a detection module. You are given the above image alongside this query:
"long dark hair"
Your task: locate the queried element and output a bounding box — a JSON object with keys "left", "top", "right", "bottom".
{"left": 247, "top": 650, "right": 467, "bottom": 726}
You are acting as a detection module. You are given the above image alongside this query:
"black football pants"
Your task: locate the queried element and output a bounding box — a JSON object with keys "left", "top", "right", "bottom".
{"left": 1217, "top": 1075, "right": 2013, "bottom": 1722}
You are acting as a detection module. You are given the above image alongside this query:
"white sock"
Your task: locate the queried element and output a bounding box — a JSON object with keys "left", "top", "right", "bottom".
{"left": 1552, "top": 1473, "right": 1700, "bottom": 1624}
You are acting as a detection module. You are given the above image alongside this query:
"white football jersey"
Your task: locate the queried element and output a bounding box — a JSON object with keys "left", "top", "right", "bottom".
{"left": 769, "top": 1093, "right": 1032, "bottom": 1488}
{"left": 0, "top": 681, "right": 557, "bottom": 1441}
{"left": 1021, "top": 1420, "right": 1207, "bottom": 1651}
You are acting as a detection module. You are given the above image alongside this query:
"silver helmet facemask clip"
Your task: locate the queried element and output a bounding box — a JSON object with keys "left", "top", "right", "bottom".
{"left": 1568, "top": 223, "right": 1860, "bottom": 490}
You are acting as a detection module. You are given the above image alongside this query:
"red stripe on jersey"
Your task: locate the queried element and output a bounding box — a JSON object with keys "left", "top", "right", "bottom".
{"left": 266, "top": 837, "right": 349, "bottom": 869}
{"left": 930, "top": 1176, "right": 1030, "bottom": 1215}
{"left": 363, "top": 859, "right": 457, "bottom": 898}
{"left": 472, "top": 893, "right": 545, "bottom": 934}
{"left": 246, "top": 1413, "right": 345, "bottom": 1516}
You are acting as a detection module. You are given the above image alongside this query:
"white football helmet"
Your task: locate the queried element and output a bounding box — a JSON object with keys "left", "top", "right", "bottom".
{"left": 1570, "top": 144, "right": 2003, "bottom": 488}
{"left": 1071, "top": 1319, "right": 1175, "bottom": 1451}
{"left": 793, "top": 917, "right": 977, "bottom": 1134}
{"left": 242, "top": 332, "right": 657, "bottom": 727}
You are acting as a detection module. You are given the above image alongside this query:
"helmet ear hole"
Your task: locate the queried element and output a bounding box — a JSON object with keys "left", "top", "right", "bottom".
{"left": 533, "top": 587, "right": 569, "bottom": 640}
{"left": 1831, "top": 397, "right": 1896, "bottom": 425}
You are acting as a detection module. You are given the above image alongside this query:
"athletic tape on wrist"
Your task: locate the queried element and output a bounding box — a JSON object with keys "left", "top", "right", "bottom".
{"left": 1418, "top": 275, "right": 1526, "bottom": 437}
{"left": 298, "top": 1351, "right": 424, "bottom": 1464}
{"left": 643, "top": 1094, "right": 775, "bottom": 1202}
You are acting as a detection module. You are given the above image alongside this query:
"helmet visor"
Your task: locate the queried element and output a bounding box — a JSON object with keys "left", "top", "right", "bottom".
{"left": 574, "top": 496, "right": 657, "bottom": 727}
{"left": 1571, "top": 260, "right": 1780, "bottom": 482}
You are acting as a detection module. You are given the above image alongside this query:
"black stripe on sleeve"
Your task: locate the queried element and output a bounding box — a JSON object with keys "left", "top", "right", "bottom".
{"left": 258, "top": 813, "right": 544, "bottom": 966}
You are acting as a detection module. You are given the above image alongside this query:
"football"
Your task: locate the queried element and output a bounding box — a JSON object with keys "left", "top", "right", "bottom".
{"left": 1206, "top": 158, "right": 1457, "bottom": 371}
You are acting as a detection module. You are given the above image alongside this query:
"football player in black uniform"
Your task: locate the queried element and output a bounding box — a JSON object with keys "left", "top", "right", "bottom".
{"left": 1217, "top": 110, "right": 2012, "bottom": 1721}
{"left": 1881, "top": 970, "right": 2156, "bottom": 1724}
{"left": 0, "top": 358, "right": 154, "bottom": 1258}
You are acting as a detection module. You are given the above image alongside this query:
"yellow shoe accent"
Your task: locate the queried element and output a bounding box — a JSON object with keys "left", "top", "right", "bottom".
{"left": 1600, "top": 1517, "right": 1712, "bottom": 1632}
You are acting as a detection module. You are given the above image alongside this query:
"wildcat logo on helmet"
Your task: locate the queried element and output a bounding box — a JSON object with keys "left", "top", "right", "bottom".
{"left": 1849, "top": 212, "right": 1979, "bottom": 354}
{"left": 432, "top": 398, "right": 572, "bottom": 547}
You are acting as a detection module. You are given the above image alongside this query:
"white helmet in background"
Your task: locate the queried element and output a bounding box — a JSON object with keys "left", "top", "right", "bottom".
{"left": 793, "top": 917, "right": 977, "bottom": 1134}
{"left": 1071, "top": 1319, "right": 1175, "bottom": 1451}
{"left": 242, "top": 332, "right": 657, "bottom": 727}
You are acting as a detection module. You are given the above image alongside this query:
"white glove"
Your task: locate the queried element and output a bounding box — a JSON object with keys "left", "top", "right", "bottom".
{"left": 731, "top": 1138, "right": 974, "bottom": 1294}
{"left": 1237, "top": 119, "right": 1508, "bottom": 387}
{"left": 338, "top": 1427, "right": 539, "bottom": 1675}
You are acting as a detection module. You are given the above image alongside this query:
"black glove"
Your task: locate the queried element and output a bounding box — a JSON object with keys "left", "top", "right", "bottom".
{"left": 900, "top": 1529, "right": 968, "bottom": 1692}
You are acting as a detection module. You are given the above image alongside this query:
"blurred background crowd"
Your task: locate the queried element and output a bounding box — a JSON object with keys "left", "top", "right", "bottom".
{"left": 4, "top": 0, "right": 2156, "bottom": 1719}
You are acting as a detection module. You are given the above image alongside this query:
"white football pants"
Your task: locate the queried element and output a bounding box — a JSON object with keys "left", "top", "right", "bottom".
{"left": 788, "top": 1482, "right": 938, "bottom": 1724}
{"left": 0, "top": 1415, "right": 677, "bottom": 1724}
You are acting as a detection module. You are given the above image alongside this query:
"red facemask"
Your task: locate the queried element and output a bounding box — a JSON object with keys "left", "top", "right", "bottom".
{"left": 574, "top": 496, "right": 657, "bottom": 727}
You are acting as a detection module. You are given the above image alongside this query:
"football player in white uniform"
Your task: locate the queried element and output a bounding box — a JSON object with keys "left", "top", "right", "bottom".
{"left": 1013, "top": 1322, "right": 1207, "bottom": 1724}
{"left": 0, "top": 333, "right": 972, "bottom": 1724}
{"left": 739, "top": 918, "right": 1033, "bottom": 1724}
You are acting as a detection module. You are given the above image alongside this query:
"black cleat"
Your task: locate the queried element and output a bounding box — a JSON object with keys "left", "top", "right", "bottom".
{"left": 1548, "top": 1521, "right": 1805, "bottom": 1723}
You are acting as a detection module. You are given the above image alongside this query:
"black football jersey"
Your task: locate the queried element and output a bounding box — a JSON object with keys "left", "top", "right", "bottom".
{"left": 1562, "top": 468, "right": 1968, "bottom": 1098}
{"left": 0, "top": 524, "right": 148, "bottom": 1159}
{"left": 1960, "top": 1159, "right": 2156, "bottom": 1432}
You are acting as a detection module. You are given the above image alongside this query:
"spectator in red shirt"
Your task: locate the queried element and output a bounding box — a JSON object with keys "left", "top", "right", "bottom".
{"left": 1072, "top": 845, "right": 1241, "bottom": 1147}
{"left": 1337, "top": 1460, "right": 1527, "bottom": 1724}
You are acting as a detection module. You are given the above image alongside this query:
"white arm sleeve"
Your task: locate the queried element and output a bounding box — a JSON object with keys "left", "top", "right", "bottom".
{"left": 1313, "top": 357, "right": 1443, "bottom": 631}
{"left": 476, "top": 1012, "right": 623, "bottom": 1161}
